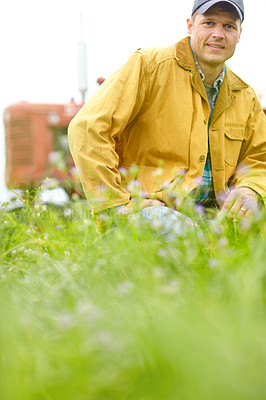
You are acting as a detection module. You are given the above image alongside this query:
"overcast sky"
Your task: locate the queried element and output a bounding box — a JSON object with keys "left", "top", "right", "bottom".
{"left": 1, "top": 0, "right": 266, "bottom": 201}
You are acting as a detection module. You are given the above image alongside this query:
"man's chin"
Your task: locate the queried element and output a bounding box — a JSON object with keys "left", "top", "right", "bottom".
{"left": 204, "top": 55, "right": 226, "bottom": 67}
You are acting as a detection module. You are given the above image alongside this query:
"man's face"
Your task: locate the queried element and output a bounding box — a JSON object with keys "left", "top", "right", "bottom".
{"left": 187, "top": 7, "right": 242, "bottom": 70}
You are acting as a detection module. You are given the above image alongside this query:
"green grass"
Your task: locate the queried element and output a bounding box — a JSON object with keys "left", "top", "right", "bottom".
{"left": 0, "top": 196, "right": 266, "bottom": 400}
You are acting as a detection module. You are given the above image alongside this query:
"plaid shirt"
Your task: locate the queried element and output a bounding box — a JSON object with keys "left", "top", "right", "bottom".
{"left": 191, "top": 51, "right": 225, "bottom": 205}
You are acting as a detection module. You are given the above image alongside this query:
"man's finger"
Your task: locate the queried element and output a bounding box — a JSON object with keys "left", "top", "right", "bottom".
{"left": 220, "top": 192, "right": 236, "bottom": 212}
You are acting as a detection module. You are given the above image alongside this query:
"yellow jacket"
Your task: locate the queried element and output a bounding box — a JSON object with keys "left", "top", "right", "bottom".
{"left": 68, "top": 36, "right": 266, "bottom": 213}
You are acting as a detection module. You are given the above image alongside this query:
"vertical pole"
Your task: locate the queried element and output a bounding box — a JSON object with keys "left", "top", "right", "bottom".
{"left": 78, "top": 13, "right": 88, "bottom": 103}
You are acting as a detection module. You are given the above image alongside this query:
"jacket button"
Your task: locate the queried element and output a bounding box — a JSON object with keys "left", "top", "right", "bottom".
{"left": 199, "top": 155, "right": 205, "bottom": 162}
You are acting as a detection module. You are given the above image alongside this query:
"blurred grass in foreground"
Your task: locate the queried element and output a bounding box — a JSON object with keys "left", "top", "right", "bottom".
{"left": 0, "top": 197, "right": 266, "bottom": 400}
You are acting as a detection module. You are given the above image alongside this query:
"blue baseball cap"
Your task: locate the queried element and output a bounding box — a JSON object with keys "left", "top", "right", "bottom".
{"left": 192, "top": 0, "right": 244, "bottom": 21}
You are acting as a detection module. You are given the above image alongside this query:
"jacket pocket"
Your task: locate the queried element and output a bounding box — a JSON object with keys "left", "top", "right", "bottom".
{"left": 224, "top": 127, "right": 244, "bottom": 167}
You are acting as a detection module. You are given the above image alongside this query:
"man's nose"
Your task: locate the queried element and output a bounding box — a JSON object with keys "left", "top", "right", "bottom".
{"left": 212, "top": 25, "right": 225, "bottom": 39}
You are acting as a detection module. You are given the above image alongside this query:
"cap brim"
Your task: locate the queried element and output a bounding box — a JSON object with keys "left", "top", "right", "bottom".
{"left": 196, "top": 0, "right": 243, "bottom": 21}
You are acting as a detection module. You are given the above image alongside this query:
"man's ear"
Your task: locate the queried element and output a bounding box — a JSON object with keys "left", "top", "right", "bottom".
{"left": 237, "top": 25, "right": 243, "bottom": 43}
{"left": 187, "top": 18, "right": 193, "bottom": 36}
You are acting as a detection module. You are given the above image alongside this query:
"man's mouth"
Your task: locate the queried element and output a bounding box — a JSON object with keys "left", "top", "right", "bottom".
{"left": 207, "top": 44, "right": 225, "bottom": 50}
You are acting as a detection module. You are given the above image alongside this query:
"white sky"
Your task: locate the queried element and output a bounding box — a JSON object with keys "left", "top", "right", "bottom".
{"left": 1, "top": 0, "right": 266, "bottom": 201}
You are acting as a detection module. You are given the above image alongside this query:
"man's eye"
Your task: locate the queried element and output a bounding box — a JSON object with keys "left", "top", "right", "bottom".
{"left": 204, "top": 21, "right": 214, "bottom": 26}
{"left": 225, "top": 24, "right": 233, "bottom": 29}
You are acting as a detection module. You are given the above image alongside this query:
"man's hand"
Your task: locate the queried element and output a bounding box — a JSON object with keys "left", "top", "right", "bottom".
{"left": 220, "top": 187, "right": 259, "bottom": 218}
{"left": 117, "top": 199, "right": 165, "bottom": 215}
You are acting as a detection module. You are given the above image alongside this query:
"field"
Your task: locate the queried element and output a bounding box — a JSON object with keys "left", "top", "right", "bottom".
{"left": 0, "top": 193, "right": 266, "bottom": 400}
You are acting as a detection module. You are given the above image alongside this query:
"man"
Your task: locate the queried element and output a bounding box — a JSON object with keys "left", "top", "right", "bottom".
{"left": 68, "top": 0, "right": 266, "bottom": 221}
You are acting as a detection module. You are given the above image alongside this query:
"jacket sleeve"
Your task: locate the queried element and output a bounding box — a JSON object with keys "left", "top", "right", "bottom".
{"left": 68, "top": 52, "right": 147, "bottom": 214}
{"left": 232, "top": 96, "right": 266, "bottom": 206}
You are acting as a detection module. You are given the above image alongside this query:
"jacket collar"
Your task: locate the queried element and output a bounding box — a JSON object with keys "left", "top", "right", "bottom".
{"left": 175, "top": 36, "right": 248, "bottom": 91}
